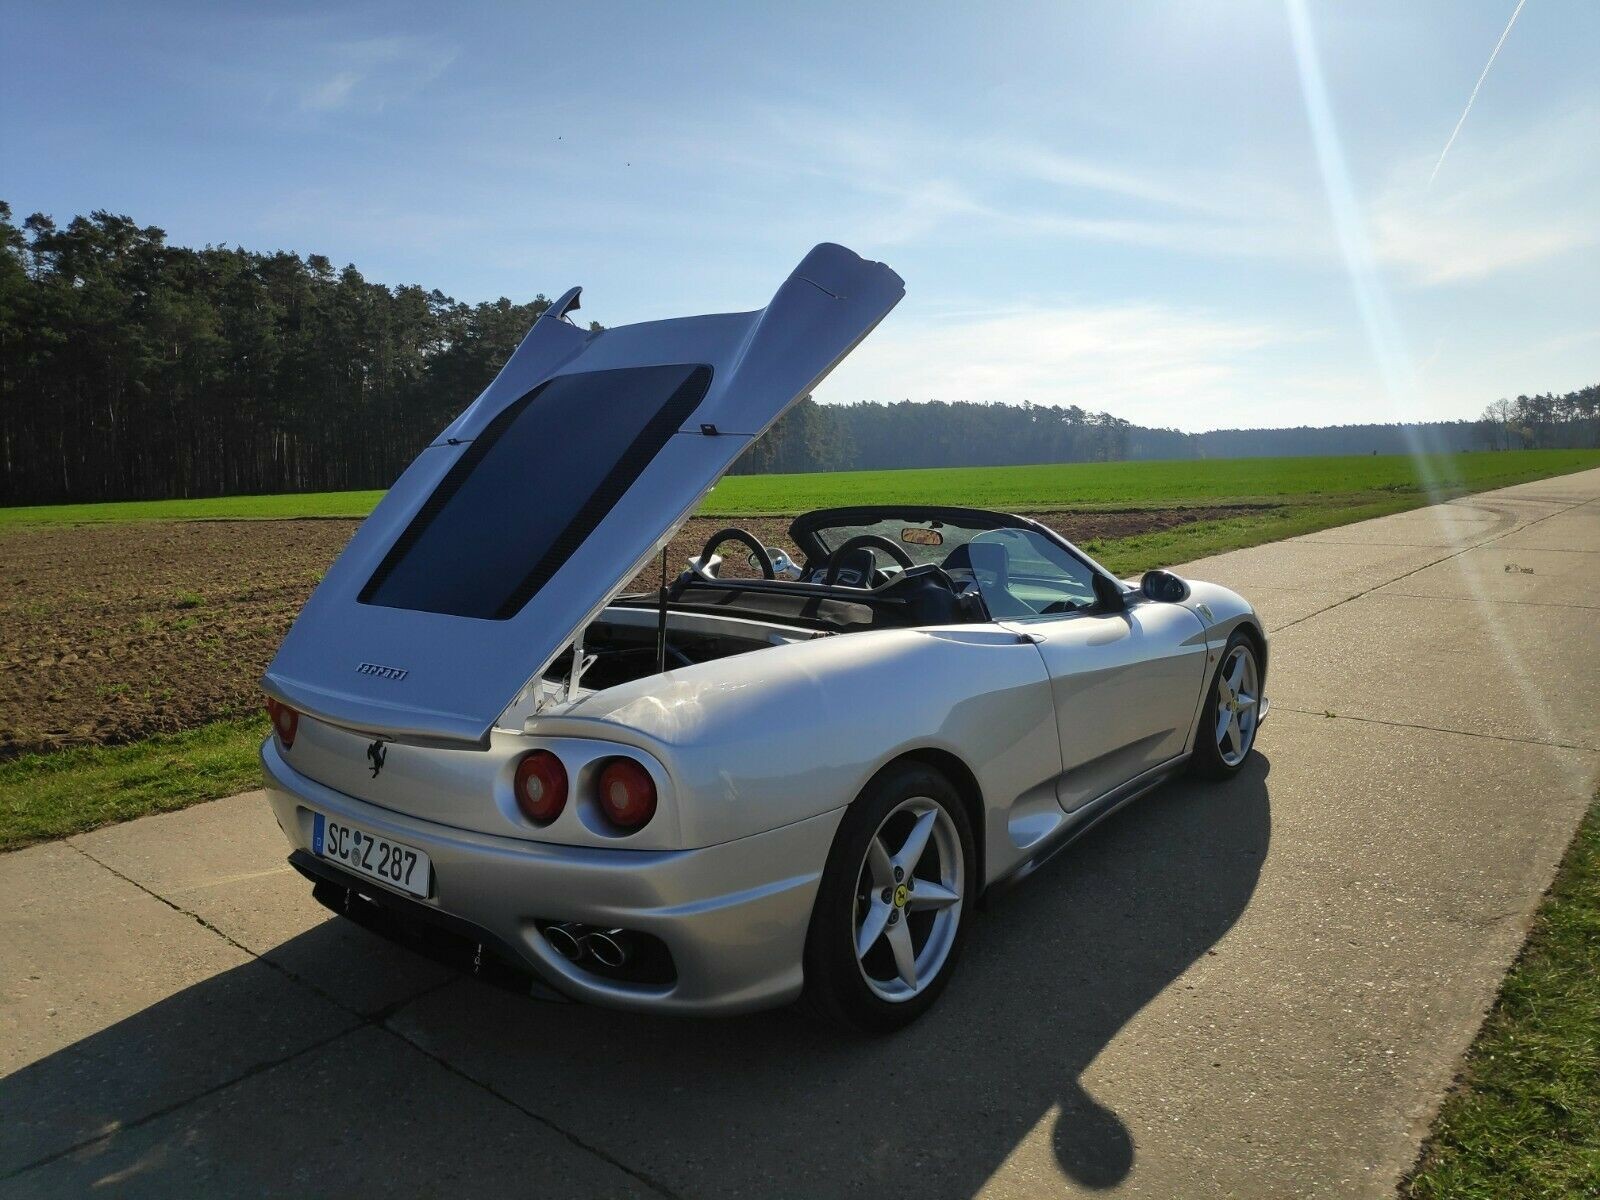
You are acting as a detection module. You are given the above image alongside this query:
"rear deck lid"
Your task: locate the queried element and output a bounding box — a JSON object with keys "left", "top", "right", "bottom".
{"left": 262, "top": 243, "right": 903, "bottom": 747}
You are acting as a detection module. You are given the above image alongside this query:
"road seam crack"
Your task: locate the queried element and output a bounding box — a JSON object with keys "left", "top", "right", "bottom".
{"left": 1271, "top": 493, "right": 1597, "bottom": 635}
{"left": 1273, "top": 706, "right": 1597, "bottom": 753}
{"left": 44, "top": 841, "right": 678, "bottom": 1197}
{"left": 371, "top": 1021, "right": 685, "bottom": 1199}
{"left": 0, "top": 1024, "right": 355, "bottom": 1182}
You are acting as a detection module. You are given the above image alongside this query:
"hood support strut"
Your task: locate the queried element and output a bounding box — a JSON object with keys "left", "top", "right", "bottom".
{"left": 655, "top": 548, "right": 670, "bottom": 675}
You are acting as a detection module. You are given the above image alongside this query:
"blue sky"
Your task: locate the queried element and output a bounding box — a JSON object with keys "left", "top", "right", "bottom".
{"left": 3, "top": 1, "right": 1595, "bottom": 431}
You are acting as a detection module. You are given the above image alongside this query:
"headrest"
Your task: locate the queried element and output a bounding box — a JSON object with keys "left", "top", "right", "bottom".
{"left": 966, "top": 540, "right": 1010, "bottom": 587}
{"left": 830, "top": 546, "right": 877, "bottom": 588}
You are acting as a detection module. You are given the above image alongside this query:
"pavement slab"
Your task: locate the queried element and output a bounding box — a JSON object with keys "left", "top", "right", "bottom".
{"left": 1489, "top": 504, "right": 1599, "bottom": 552}
{"left": 70, "top": 791, "right": 454, "bottom": 1016}
{"left": 1, "top": 1026, "right": 651, "bottom": 1200}
{"left": 1269, "top": 591, "right": 1600, "bottom": 751}
{"left": 1297, "top": 499, "right": 1524, "bottom": 548}
{"left": 1375, "top": 544, "right": 1600, "bottom": 608}
{"left": 0, "top": 842, "right": 356, "bottom": 1176}
{"left": 3, "top": 466, "right": 1598, "bottom": 1199}
{"left": 1171, "top": 539, "right": 1450, "bottom": 596}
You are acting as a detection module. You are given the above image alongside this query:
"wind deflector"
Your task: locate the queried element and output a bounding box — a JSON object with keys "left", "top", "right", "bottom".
{"left": 262, "top": 243, "right": 904, "bottom": 747}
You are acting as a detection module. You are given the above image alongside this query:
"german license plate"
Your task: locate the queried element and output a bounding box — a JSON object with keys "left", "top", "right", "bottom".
{"left": 312, "top": 812, "right": 431, "bottom": 898}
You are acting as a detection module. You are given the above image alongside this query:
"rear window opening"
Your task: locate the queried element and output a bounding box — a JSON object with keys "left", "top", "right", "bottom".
{"left": 360, "top": 363, "right": 712, "bottom": 620}
{"left": 523, "top": 557, "right": 991, "bottom": 712}
{"left": 543, "top": 610, "right": 813, "bottom": 696}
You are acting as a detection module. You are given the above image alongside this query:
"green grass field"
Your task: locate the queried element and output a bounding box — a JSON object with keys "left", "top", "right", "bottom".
{"left": 1403, "top": 795, "right": 1600, "bottom": 1199}
{"left": 703, "top": 449, "right": 1600, "bottom": 516}
{"left": 3, "top": 449, "right": 1597, "bottom": 527}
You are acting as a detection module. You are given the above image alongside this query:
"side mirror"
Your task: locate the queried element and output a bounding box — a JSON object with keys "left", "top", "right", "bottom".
{"left": 1091, "top": 572, "right": 1128, "bottom": 612}
{"left": 1140, "top": 569, "right": 1190, "bottom": 603}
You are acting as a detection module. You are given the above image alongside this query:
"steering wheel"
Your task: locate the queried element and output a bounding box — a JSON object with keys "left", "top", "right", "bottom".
{"left": 696, "top": 527, "right": 775, "bottom": 580}
{"left": 823, "top": 534, "right": 916, "bottom": 586}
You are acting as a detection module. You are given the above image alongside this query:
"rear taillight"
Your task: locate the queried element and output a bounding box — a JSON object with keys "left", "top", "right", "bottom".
{"left": 266, "top": 697, "right": 298, "bottom": 749}
{"left": 514, "top": 750, "right": 568, "bottom": 825}
{"left": 597, "top": 758, "right": 657, "bottom": 831}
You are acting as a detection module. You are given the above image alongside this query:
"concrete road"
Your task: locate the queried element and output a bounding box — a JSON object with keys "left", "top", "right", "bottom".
{"left": 4, "top": 471, "right": 1597, "bottom": 1198}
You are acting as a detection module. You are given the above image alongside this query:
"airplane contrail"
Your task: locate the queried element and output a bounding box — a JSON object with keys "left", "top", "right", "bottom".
{"left": 1429, "top": 0, "right": 1529, "bottom": 186}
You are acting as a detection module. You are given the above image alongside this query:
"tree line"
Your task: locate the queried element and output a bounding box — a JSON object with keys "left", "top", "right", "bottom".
{"left": 1, "top": 204, "right": 1595, "bottom": 506}
{"left": 734, "top": 389, "right": 1599, "bottom": 475}
{"left": 0, "top": 205, "right": 562, "bottom": 506}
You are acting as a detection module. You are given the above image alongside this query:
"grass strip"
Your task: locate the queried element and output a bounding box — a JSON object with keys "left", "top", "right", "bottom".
{"left": 1402, "top": 795, "right": 1600, "bottom": 1199}
{"left": 0, "top": 717, "right": 268, "bottom": 851}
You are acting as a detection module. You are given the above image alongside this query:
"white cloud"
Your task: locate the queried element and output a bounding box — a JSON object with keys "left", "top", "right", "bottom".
{"left": 818, "top": 303, "right": 1340, "bottom": 431}
{"left": 295, "top": 35, "right": 457, "bottom": 114}
{"left": 1370, "top": 104, "right": 1598, "bottom": 286}
{"left": 301, "top": 71, "right": 361, "bottom": 113}
{"left": 752, "top": 110, "right": 1319, "bottom": 261}
{"left": 720, "top": 102, "right": 1595, "bottom": 291}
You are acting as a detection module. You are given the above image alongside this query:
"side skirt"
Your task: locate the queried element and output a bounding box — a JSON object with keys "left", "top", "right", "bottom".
{"left": 981, "top": 753, "right": 1191, "bottom": 901}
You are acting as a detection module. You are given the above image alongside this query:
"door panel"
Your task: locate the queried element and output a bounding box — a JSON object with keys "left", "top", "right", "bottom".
{"left": 1008, "top": 602, "right": 1208, "bottom": 812}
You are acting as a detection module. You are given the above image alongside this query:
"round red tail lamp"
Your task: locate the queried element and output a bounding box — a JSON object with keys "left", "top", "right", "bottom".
{"left": 266, "top": 697, "right": 299, "bottom": 749}
{"left": 598, "top": 758, "right": 657, "bottom": 831}
{"left": 514, "top": 750, "right": 568, "bottom": 825}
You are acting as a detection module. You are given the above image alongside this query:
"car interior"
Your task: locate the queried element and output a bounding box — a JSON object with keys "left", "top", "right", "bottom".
{"left": 535, "top": 511, "right": 1115, "bottom": 703}
{"left": 631, "top": 507, "right": 1102, "bottom": 623}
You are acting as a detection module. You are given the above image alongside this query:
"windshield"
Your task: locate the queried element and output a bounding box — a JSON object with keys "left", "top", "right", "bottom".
{"left": 965, "top": 527, "right": 1100, "bottom": 618}
{"left": 361, "top": 364, "right": 712, "bottom": 620}
{"left": 807, "top": 514, "right": 997, "bottom": 567}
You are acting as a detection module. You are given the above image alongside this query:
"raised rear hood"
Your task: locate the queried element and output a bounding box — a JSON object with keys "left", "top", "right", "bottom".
{"left": 262, "top": 243, "right": 904, "bottom": 747}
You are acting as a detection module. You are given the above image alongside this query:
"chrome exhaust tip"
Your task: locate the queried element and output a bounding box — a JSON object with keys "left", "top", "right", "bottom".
{"left": 585, "top": 929, "right": 630, "bottom": 969}
{"left": 544, "top": 922, "right": 588, "bottom": 962}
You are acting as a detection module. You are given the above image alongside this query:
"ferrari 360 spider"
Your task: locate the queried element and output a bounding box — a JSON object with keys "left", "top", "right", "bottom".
{"left": 260, "top": 244, "right": 1268, "bottom": 1031}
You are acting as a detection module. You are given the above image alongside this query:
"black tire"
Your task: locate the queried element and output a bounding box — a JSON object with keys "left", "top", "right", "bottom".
{"left": 1189, "top": 629, "right": 1262, "bottom": 780}
{"left": 802, "top": 760, "right": 977, "bottom": 1034}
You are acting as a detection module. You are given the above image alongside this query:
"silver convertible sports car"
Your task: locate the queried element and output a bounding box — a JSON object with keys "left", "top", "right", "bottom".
{"left": 260, "top": 244, "right": 1268, "bottom": 1031}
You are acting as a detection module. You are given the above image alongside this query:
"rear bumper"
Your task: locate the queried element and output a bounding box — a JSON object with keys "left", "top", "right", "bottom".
{"left": 261, "top": 739, "right": 844, "bottom": 1015}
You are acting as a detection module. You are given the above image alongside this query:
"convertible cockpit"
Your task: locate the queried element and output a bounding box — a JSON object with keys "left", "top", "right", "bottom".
{"left": 613, "top": 505, "right": 1115, "bottom": 635}
{"left": 516, "top": 505, "right": 1129, "bottom": 706}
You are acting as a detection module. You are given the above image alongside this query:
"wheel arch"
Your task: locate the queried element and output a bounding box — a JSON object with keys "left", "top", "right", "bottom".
{"left": 1234, "top": 617, "right": 1268, "bottom": 682}
{"left": 880, "top": 747, "right": 986, "bottom": 889}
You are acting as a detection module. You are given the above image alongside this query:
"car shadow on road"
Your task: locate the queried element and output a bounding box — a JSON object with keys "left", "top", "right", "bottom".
{"left": 0, "top": 757, "right": 1271, "bottom": 1198}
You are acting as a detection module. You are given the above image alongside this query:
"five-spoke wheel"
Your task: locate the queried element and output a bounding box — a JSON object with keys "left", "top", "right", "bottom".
{"left": 1213, "top": 642, "right": 1260, "bottom": 767}
{"left": 803, "top": 762, "right": 975, "bottom": 1031}
{"left": 1192, "top": 631, "right": 1262, "bottom": 779}
{"left": 852, "top": 797, "right": 964, "bottom": 1002}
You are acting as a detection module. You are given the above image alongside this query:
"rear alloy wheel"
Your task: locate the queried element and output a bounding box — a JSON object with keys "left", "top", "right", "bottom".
{"left": 1191, "top": 632, "right": 1261, "bottom": 779}
{"left": 803, "top": 762, "right": 975, "bottom": 1033}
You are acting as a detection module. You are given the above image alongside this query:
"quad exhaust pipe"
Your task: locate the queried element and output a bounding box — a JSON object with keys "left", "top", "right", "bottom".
{"left": 544, "top": 922, "right": 631, "bottom": 968}
{"left": 543, "top": 922, "right": 587, "bottom": 962}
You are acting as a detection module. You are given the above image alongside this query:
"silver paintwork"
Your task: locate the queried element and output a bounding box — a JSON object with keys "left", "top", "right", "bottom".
{"left": 258, "top": 245, "right": 1271, "bottom": 1016}
{"left": 262, "top": 580, "right": 1268, "bottom": 1014}
{"left": 264, "top": 737, "right": 843, "bottom": 1015}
